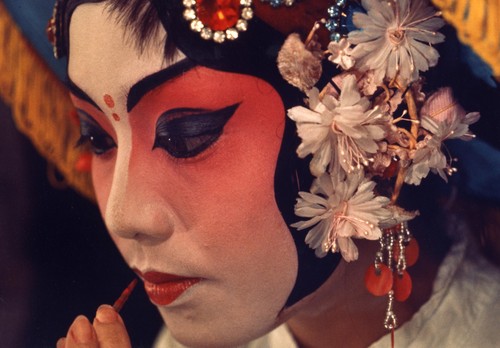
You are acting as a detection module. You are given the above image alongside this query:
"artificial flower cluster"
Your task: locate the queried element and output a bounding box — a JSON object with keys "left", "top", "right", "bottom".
{"left": 278, "top": 0, "right": 479, "bottom": 261}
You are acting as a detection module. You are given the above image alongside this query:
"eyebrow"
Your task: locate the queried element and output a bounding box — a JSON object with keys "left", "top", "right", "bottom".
{"left": 67, "top": 79, "right": 103, "bottom": 111}
{"left": 127, "top": 58, "right": 196, "bottom": 112}
{"left": 67, "top": 58, "right": 196, "bottom": 113}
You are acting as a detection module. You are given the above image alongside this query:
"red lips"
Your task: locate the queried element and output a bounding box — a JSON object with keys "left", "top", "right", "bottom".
{"left": 135, "top": 270, "right": 201, "bottom": 306}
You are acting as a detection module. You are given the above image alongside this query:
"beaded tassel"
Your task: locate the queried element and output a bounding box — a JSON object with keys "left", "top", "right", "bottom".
{"left": 364, "top": 222, "right": 419, "bottom": 332}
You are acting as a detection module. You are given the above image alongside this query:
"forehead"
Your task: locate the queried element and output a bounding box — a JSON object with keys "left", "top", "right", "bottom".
{"left": 68, "top": 2, "right": 184, "bottom": 110}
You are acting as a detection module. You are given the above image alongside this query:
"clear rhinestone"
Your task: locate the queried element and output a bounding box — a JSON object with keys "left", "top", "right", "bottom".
{"left": 226, "top": 28, "right": 239, "bottom": 40}
{"left": 241, "top": 7, "right": 254, "bottom": 20}
{"left": 183, "top": 8, "right": 196, "bottom": 21}
{"left": 200, "top": 27, "right": 213, "bottom": 40}
{"left": 183, "top": 0, "right": 196, "bottom": 7}
{"left": 213, "top": 31, "right": 226, "bottom": 43}
{"left": 240, "top": 0, "right": 252, "bottom": 6}
{"left": 236, "top": 19, "right": 248, "bottom": 31}
{"left": 190, "top": 20, "right": 204, "bottom": 32}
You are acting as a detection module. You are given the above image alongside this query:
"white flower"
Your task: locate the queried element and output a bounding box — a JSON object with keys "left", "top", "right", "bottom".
{"left": 405, "top": 135, "right": 445, "bottom": 184}
{"left": 277, "top": 33, "right": 323, "bottom": 92}
{"left": 379, "top": 205, "right": 419, "bottom": 229}
{"left": 288, "top": 88, "right": 336, "bottom": 176}
{"left": 348, "top": 0, "right": 445, "bottom": 86}
{"left": 405, "top": 88, "right": 480, "bottom": 185}
{"left": 327, "top": 38, "right": 355, "bottom": 70}
{"left": 293, "top": 172, "right": 392, "bottom": 262}
{"left": 288, "top": 74, "right": 390, "bottom": 176}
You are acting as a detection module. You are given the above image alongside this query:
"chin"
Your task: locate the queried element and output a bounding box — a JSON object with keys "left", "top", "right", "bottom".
{"left": 158, "top": 307, "right": 283, "bottom": 348}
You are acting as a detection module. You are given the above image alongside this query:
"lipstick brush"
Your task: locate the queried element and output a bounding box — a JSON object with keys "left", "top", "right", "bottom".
{"left": 112, "top": 278, "right": 138, "bottom": 312}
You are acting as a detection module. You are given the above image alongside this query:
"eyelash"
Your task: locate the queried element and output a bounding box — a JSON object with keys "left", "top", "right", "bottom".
{"left": 74, "top": 103, "right": 239, "bottom": 159}
{"left": 76, "top": 110, "right": 116, "bottom": 155}
{"left": 153, "top": 103, "right": 240, "bottom": 159}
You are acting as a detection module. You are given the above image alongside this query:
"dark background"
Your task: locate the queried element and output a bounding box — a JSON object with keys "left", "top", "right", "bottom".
{"left": 0, "top": 99, "right": 162, "bottom": 347}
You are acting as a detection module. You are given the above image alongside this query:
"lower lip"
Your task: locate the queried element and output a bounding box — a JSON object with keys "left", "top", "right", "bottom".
{"left": 144, "top": 278, "right": 201, "bottom": 306}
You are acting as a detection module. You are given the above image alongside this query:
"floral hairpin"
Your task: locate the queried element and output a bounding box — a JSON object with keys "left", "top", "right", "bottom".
{"left": 278, "top": 0, "right": 479, "bottom": 331}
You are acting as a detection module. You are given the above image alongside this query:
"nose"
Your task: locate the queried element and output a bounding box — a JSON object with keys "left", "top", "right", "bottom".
{"left": 103, "top": 145, "right": 176, "bottom": 243}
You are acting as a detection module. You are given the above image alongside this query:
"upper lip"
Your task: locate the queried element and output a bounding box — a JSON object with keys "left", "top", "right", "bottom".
{"left": 134, "top": 269, "right": 197, "bottom": 284}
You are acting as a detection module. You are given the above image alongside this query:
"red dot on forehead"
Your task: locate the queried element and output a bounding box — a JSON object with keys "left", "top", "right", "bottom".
{"left": 112, "top": 113, "right": 121, "bottom": 122}
{"left": 103, "top": 94, "right": 115, "bottom": 108}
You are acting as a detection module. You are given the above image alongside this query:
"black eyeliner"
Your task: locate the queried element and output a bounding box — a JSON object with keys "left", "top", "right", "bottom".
{"left": 155, "top": 103, "right": 240, "bottom": 137}
{"left": 153, "top": 103, "right": 240, "bottom": 158}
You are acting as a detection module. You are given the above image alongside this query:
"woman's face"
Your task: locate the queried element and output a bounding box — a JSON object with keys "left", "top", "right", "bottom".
{"left": 68, "top": 3, "right": 297, "bottom": 346}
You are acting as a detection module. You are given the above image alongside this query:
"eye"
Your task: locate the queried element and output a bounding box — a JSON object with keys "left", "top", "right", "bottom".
{"left": 76, "top": 110, "right": 116, "bottom": 155}
{"left": 153, "top": 103, "right": 240, "bottom": 158}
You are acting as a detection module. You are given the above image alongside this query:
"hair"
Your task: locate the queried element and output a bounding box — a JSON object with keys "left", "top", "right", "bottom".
{"left": 105, "top": 0, "right": 159, "bottom": 43}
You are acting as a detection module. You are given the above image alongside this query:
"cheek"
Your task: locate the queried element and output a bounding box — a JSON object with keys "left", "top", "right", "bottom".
{"left": 91, "top": 152, "right": 116, "bottom": 219}
{"left": 128, "top": 77, "right": 289, "bottom": 242}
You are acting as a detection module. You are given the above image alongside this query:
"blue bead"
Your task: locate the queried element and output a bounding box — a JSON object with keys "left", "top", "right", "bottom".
{"left": 328, "top": 6, "right": 341, "bottom": 18}
{"left": 331, "top": 32, "right": 342, "bottom": 42}
{"left": 270, "top": 0, "right": 282, "bottom": 7}
{"left": 325, "top": 19, "right": 340, "bottom": 32}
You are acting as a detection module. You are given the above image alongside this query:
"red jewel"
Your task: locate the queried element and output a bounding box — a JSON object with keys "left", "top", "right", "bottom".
{"left": 196, "top": 0, "right": 241, "bottom": 31}
{"left": 394, "top": 238, "right": 419, "bottom": 267}
{"left": 75, "top": 152, "right": 92, "bottom": 173}
{"left": 112, "top": 113, "right": 121, "bottom": 122}
{"left": 393, "top": 270, "right": 412, "bottom": 302}
{"left": 365, "top": 264, "right": 393, "bottom": 296}
{"left": 382, "top": 159, "right": 399, "bottom": 179}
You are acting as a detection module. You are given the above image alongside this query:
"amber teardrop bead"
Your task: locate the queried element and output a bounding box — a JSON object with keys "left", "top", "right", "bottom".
{"left": 393, "top": 270, "right": 412, "bottom": 302}
{"left": 365, "top": 264, "right": 393, "bottom": 296}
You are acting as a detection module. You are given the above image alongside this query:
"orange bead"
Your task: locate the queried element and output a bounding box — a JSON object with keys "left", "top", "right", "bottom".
{"left": 394, "top": 270, "right": 412, "bottom": 302}
{"left": 365, "top": 264, "right": 393, "bottom": 296}
{"left": 75, "top": 152, "right": 92, "bottom": 173}
{"left": 196, "top": 0, "right": 240, "bottom": 31}
{"left": 394, "top": 238, "right": 419, "bottom": 267}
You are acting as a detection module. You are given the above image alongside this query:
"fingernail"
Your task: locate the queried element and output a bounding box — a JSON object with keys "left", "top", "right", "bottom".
{"left": 70, "top": 315, "right": 94, "bottom": 344}
{"left": 95, "top": 304, "right": 118, "bottom": 323}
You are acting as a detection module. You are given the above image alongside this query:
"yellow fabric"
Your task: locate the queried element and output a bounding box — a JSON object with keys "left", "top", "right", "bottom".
{"left": 0, "top": 1, "right": 94, "bottom": 200}
{"left": 432, "top": 0, "right": 500, "bottom": 79}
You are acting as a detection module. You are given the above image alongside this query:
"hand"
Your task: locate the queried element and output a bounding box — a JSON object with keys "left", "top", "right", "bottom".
{"left": 56, "top": 305, "right": 131, "bottom": 348}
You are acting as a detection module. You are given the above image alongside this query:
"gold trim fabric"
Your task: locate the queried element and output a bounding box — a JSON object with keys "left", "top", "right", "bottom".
{"left": 432, "top": 0, "right": 500, "bottom": 79}
{"left": 0, "top": 1, "right": 94, "bottom": 200}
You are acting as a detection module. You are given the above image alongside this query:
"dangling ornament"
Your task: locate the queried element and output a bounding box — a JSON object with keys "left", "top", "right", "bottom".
{"left": 364, "top": 222, "right": 419, "bottom": 330}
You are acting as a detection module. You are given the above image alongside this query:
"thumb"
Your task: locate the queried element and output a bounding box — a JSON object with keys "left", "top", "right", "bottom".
{"left": 92, "top": 305, "right": 131, "bottom": 348}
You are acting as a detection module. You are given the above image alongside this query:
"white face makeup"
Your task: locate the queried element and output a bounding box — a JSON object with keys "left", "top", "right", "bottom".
{"left": 69, "top": 3, "right": 298, "bottom": 347}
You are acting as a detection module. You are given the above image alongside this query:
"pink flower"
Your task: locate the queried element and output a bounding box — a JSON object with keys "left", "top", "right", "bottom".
{"left": 293, "top": 172, "right": 392, "bottom": 262}
{"left": 348, "top": 0, "right": 445, "bottom": 86}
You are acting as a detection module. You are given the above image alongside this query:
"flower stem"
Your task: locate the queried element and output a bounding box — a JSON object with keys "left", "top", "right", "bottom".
{"left": 404, "top": 90, "right": 419, "bottom": 142}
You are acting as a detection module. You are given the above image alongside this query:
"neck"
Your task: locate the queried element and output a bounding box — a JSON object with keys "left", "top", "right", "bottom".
{"left": 287, "top": 238, "right": 447, "bottom": 348}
